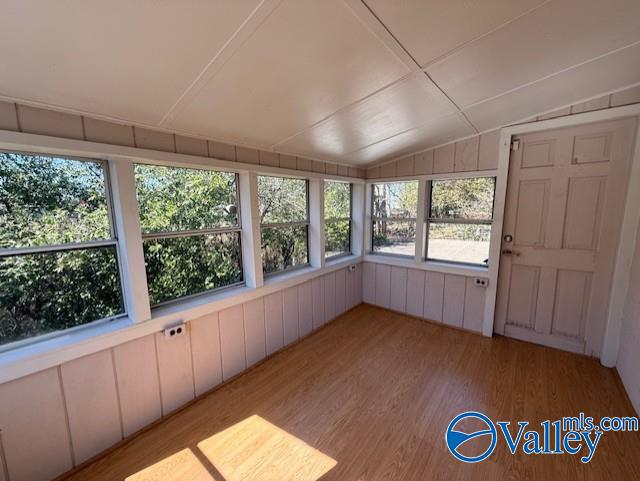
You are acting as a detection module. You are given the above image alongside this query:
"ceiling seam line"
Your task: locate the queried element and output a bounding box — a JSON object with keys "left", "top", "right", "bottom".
{"left": 269, "top": 72, "right": 416, "bottom": 149}
{"left": 358, "top": 0, "right": 479, "bottom": 135}
{"left": 158, "top": 0, "right": 283, "bottom": 128}
{"left": 420, "top": 0, "right": 555, "bottom": 70}
{"left": 461, "top": 39, "right": 640, "bottom": 111}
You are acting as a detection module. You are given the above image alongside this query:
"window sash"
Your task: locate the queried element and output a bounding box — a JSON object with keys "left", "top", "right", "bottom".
{"left": 325, "top": 218, "right": 352, "bottom": 260}
{"left": 261, "top": 224, "right": 310, "bottom": 277}
{"left": 422, "top": 177, "right": 496, "bottom": 266}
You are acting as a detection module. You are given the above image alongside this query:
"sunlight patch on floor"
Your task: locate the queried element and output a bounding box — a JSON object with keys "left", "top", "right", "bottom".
{"left": 197, "top": 415, "right": 337, "bottom": 481}
{"left": 125, "top": 448, "right": 217, "bottom": 481}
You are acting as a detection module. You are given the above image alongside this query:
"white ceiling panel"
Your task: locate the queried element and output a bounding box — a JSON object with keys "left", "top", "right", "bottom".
{"left": 274, "top": 73, "right": 458, "bottom": 160}
{"left": 364, "top": 0, "right": 547, "bottom": 67}
{"left": 427, "top": 0, "right": 640, "bottom": 108}
{"left": 166, "top": 0, "right": 410, "bottom": 147}
{"left": 346, "top": 112, "right": 475, "bottom": 165}
{"left": 0, "top": 0, "right": 262, "bottom": 125}
{"left": 463, "top": 42, "right": 640, "bottom": 132}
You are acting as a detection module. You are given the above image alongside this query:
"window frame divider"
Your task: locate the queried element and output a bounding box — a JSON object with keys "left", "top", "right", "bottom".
{"left": 108, "top": 159, "right": 152, "bottom": 323}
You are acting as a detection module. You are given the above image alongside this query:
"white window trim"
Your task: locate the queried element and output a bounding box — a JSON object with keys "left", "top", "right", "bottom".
{"left": 0, "top": 130, "right": 365, "bottom": 384}
{"left": 324, "top": 180, "right": 353, "bottom": 261}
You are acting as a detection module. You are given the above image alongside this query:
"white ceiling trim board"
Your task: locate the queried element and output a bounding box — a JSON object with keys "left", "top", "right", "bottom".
{"left": 418, "top": 0, "right": 554, "bottom": 70}
{"left": 461, "top": 40, "right": 640, "bottom": 112}
{"left": 158, "top": 0, "right": 284, "bottom": 127}
{"left": 364, "top": 80, "right": 640, "bottom": 170}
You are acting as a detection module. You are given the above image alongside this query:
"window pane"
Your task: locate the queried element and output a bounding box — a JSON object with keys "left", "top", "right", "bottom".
{"left": 430, "top": 177, "right": 495, "bottom": 220}
{"left": 372, "top": 219, "right": 415, "bottom": 256}
{"left": 135, "top": 165, "right": 238, "bottom": 233}
{"left": 372, "top": 181, "right": 418, "bottom": 219}
{"left": 325, "top": 220, "right": 350, "bottom": 258}
{"left": 324, "top": 181, "right": 350, "bottom": 219}
{"left": 427, "top": 222, "right": 491, "bottom": 265}
{"left": 262, "top": 225, "right": 308, "bottom": 274}
{"left": 143, "top": 232, "right": 242, "bottom": 305}
{"left": 0, "top": 247, "right": 123, "bottom": 345}
{"left": 258, "top": 176, "right": 307, "bottom": 224}
{"left": 0, "top": 152, "right": 111, "bottom": 248}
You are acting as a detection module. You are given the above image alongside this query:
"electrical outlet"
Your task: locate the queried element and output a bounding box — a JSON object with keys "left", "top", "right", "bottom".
{"left": 163, "top": 323, "right": 186, "bottom": 338}
{"left": 348, "top": 264, "right": 357, "bottom": 272}
{"left": 474, "top": 278, "right": 488, "bottom": 288}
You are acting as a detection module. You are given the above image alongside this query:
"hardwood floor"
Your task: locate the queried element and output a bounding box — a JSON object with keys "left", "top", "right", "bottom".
{"left": 61, "top": 305, "right": 640, "bottom": 481}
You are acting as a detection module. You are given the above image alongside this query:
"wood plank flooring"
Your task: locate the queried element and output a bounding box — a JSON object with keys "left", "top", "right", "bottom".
{"left": 60, "top": 305, "right": 640, "bottom": 481}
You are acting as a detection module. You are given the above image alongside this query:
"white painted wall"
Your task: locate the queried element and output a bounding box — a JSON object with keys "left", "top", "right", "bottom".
{"left": 617, "top": 223, "right": 640, "bottom": 415}
{"left": 0, "top": 265, "right": 362, "bottom": 481}
{"left": 361, "top": 262, "right": 486, "bottom": 334}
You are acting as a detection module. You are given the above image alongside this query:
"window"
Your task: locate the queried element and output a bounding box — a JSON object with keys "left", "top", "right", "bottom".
{"left": 258, "top": 176, "right": 309, "bottom": 275}
{"left": 0, "top": 152, "right": 124, "bottom": 346}
{"left": 426, "top": 177, "right": 495, "bottom": 266}
{"left": 371, "top": 181, "right": 418, "bottom": 257}
{"left": 134, "top": 164, "right": 242, "bottom": 305}
{"left": 324, "top": 181, "right": 352, "bottom": 259}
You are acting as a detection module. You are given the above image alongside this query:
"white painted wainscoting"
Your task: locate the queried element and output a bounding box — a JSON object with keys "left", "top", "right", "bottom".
{"left": 362, "top": 262, "right": 486, "bottom": 334}
{"left": 0, "top": 265, "right": 362, "bottom": 481}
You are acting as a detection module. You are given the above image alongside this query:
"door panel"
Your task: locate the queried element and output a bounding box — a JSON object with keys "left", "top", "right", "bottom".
{"left": 496, "top": 117, "right": 637, "bottom": 356}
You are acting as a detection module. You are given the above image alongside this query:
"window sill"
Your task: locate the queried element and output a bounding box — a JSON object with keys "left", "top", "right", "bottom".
{"left": 363, "top": 253, "right": 488, "bottom": 277}
{"left": 0, "top": 254, "right": 363, "bottom": 385}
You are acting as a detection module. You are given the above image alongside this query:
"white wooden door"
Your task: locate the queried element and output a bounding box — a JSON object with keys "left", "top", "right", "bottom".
{"left": 495, "top": 117, "right": 637, "bottom": 356}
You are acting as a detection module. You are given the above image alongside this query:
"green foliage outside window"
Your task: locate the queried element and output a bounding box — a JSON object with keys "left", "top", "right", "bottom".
{"left": 0, "top": 153, "right": 123, "bottom": 345}
{"left": 258, "top": 176, "right": 309, "bottom": 274}
{"left": 372, "top": 181, "right": 418, "bottom": 254}
{"left": 324, "top": 181, "right": 351, "bottom": 258}
{"left": 134, "top": 164, "right": 242, "bottom": 305}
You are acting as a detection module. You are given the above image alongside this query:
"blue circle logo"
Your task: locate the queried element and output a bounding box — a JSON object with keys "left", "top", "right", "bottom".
{"left": 445, "top": 411, "right": 497, "bottom": 463}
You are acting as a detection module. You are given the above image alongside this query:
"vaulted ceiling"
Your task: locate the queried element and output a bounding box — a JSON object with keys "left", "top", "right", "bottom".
{"left": 1, "top": 0, "right": 639, "bottom": 166}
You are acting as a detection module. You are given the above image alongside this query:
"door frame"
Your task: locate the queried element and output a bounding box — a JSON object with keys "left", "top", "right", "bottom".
{"left": 487, "top": 103, "right": 640, "bottom": 366}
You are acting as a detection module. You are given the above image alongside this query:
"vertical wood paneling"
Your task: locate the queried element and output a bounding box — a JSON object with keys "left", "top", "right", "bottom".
{"left": 283, "top": 286, "right": 300, "bottom": 345}
{"left": 355, "top": 264, "right": 363, "bottom": 305}
{"left": 0, "top": 368, "right": 73, "bottom": 481}
{"left": 478, "top": 130, "right": 500, "bottom": 170}
{"left": 346, "top": 268, "right": 357, "bottom": 310}
{"left": 235, "top": 146, "right": 259, "bottom": 164}
{"left": 312, "top": 276, "right": 326, "bottom": 329}
{"left": 190, "top": 312, "right": 223, "bottom": 396}
{"left": 134, "top": 127, "right": 175, "bottom": 152}
{"left": 390, "top": 267, "right": 408, "bottom": 312}
{"left": 265, "top": 291, "right": 284, "bottom": 355}
{"left": 61, "top": 351, "right": 122, "bottom": 464}
{"left": 363, "top": 262, "right": 376, "bottom": 304}
{"left": 155, "top": 331, "right": 195, "bottom": 414}
{"left": 208, "top": 141, "right": 236, "bottom": 161}
{"left": 324, "top": 272, "right": 337, "bottom": 322}
{"left": 243, "top": 298, "right": 266, "bottom": 367}
{"left": 218, "top": 305, "right": 246, "bottom": 380}
{"left": 443, "top": 275, "right": 466, "bottom": 328}
{"left": 454, "top": 136, "right": 479, "bottom": 172}
{"left": 396, "top": 156, "right": 415, "bottom": 176}
{"left": 380, "top": 162, "right": 396, "bottom": 178}
{"left": 463, "top": 278, "right": 486, "bottom": 333}
{"left": 375, "top": 264, "right": 392, "bottom": 308}
{"left": 113, "top": 336, "right": 162, "bottom": 437}
{"left": 415, "top": 150, "right": 434, "bottom": 175}
{"left": 175, "top": 135, "right": 208, "bottom": 157}
{"left": 433, "top": 144, "right": 455, "bottom": 173}
{"left": 83, "top": 117, "right": 134, "bottom": 146}
{"left": 279, "top": 154, "right": 297, "bottom": 169}
{"left": 406, "top": 269, "right": 426, "bottom": 317}
{"left": 298, "top": 281, "right": 314, "bottom": 337}
{"left": 18, "top": 105, "right": 83, "bottom": 140}
{"left": 335, "top": 268, "right": 347, "bottom": 316}
{"left": 0, "top": 101, "right": 18, "bottom": 131}
{"left": 424, "top": 271, "right": 445, "bottom": 322}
